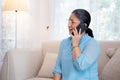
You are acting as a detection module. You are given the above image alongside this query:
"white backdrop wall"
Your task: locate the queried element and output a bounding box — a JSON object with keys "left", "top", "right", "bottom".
{"left": 28, "top": 0, "right": 51, "bottom": 49}
{"left": 9, "top": 0, "right": 51, "bottom": 49}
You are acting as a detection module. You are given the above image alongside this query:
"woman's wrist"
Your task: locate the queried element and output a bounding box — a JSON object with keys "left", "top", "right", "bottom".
{"left": 72, "top": 46, "right": 81, "bottom": 60}
{"left": 72, "top": 45, "right": 79, "bottom": 50}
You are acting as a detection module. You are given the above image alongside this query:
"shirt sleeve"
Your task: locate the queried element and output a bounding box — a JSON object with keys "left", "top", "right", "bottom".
{"left": 52, "top": 41, "right": 63, "bottom": 75}
{"left": 73, "top": 40, "right": 100, "bottom": 71}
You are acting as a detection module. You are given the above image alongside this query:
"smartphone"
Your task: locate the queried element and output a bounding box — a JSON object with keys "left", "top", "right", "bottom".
{"left": 72, "top": 22, "right": 87, "bottom": 36}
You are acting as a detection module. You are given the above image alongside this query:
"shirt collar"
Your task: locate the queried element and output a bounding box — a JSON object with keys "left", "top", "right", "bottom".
{"left": 69, "top": 33, "right": 89, "bottom": 43}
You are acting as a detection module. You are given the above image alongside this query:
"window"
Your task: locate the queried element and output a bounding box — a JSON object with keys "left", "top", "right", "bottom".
{"left": 51, "top": 0, "right": 120, "bottom": 40}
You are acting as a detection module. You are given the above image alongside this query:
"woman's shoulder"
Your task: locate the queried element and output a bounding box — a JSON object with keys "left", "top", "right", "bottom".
{"left": 88, "top": 37, "right": 100, "bottom": 47}
{"left": 60, "top": 37, "right": 71, "bottom": 46}
{"left": 61, "top": 37, "right": 71, "bottom": 43}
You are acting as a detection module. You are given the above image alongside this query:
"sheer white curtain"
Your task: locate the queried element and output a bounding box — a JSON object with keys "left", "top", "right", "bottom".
{"left": 51, "top": 0, "right": 120, "bottom": 40}
{"left": 0, "top": 0, "right": 16, "bottom": 61}
{"left": 0, "top": 0, "right": 3, "bottom": 62}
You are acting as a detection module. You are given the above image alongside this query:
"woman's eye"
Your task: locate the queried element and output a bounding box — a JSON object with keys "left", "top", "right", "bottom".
{"left": 71, "top": 21, "right": 74, "bottom": 23}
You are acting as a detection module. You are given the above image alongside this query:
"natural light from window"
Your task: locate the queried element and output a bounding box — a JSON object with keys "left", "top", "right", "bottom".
{"left": 51, "top": 0, "right": 120, "bottom": 41}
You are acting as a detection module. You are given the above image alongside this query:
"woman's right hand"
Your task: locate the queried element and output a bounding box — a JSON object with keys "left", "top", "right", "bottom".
{"left": 70, "top": 28, "right": 84, "bottom": 47}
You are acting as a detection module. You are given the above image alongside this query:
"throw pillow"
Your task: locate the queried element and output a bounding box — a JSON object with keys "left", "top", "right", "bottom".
{"left": 100, "top": 48, "right": 120, "bottom": 80}
{"left": 105, "top": 48, "right": 117, "bottom": 58}
{"left": 37, "top": 52, "right": 58, "bottom": 78}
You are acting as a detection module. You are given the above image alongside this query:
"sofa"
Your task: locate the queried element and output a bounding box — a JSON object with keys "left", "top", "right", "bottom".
{"left": 0, "top": 41, "right": 120, "bottom": 80}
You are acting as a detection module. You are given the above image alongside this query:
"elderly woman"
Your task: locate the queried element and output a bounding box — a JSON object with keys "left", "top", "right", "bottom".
{"left": 52, "top": 9, "right": 100, "bottom": 80}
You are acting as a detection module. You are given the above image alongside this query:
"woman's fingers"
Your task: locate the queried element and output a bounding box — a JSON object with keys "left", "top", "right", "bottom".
{"left": 69, "top": 32, "right": 74, "bottom": 38}
{"left": 75, "top": 28, "right": 78, "bottom": 34}
{"left": 78, "top": 28, "right": 81, "bottom": 35}
{"left": 73, "top": 28, "right": 78, "bottom": 35}
{"left": 70, "top": 28, "right": 83, "bottom": 38}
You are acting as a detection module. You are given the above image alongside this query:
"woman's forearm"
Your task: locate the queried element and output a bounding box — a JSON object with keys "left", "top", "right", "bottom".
{"left": 72, "top": 46, "right": 81, "bottom": 60}
{"left": 53, "top": 73, "right": 61, "bottom": 80}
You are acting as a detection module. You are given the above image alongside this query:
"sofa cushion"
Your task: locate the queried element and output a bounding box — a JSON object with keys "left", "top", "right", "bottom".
{"left": 27, "top": 78, "right": 53, "bottom": 80}
{"left": 106, "top": 48, "right": 117, "bottom": 58}
{"left": 100, "top": 48, "right": 120, "bottom": 80}
{"left": 38, "top": 53, "right": 58, "bottom": 78}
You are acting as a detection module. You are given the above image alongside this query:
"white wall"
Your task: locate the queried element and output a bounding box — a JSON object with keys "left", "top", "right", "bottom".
{"left": 17, "top": 0, "right": 51, "bottom": 49}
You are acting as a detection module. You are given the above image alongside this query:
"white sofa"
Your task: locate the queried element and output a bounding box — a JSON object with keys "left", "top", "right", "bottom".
{"left": 0, "top": 41, "right": 120, "bottom": 80}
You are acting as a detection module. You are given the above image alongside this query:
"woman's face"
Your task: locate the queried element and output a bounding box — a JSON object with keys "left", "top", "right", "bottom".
{"left": 68, "top": 13, "right": 80, "bottom": 34}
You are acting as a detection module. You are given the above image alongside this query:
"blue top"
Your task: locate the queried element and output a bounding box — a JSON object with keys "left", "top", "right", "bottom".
{"left": 52, "top": 34, "right": 100, "bottom": 80}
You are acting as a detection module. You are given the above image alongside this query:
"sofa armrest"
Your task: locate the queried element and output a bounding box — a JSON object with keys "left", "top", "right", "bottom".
{"left": 0, "top": 48, "right": 43, "bottom": 80}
